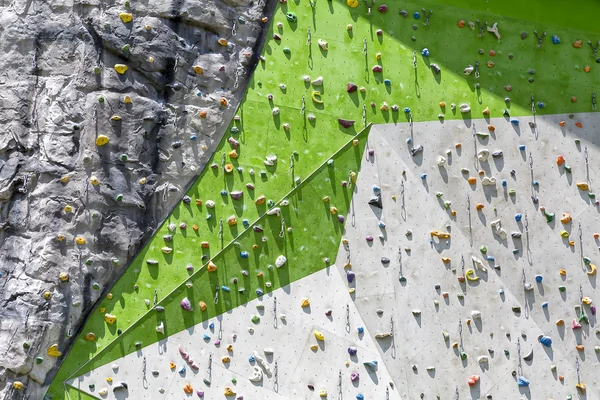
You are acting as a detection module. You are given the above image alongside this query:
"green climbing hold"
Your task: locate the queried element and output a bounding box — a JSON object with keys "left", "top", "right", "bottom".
{"left": 508, "top": 189, "right": 516, "bottom": 196}
{"left": 559, "top": 285, "right": 566, "bottom": 292}
{"left": 23, "top": 342, "right": 31, "bottom": 349}
{"left": 251, "top": 315, "right": 260, "bottom": 324}
{"left": 564, "top": 165, "right": 572, "bottom": 173}
{"left": 589, "top": 193, "right": 596, "bottom": 199}
{"left": 583, "top": 257, "right": 591, "bottom": 265}
{"left": 122, "top": 44, "right": 131, "bottom": 52}
{"left": 120, "top": 154, "right": 128, "bottom": 161}
{"left": 285, "top": 12, "right": 297, "bottom": 23}
{"left": 237, "top": 16, "right": 246, "bottom": 24}
{"left": 480, "top": 245, "right": 487, "bottom": 254}
{"left": 544, "top": 211, "right": 555, "bottom": 222}
{"left": 35, "top": 357, "right": 44, "bottom": 364}
{"left": 460, "top": 351, "right": 467, "bottom": 360}
{"left": 283, "top": 47, "right": 291, "bottom": 54}
{"left": 115, "top": 194, "right": 123, "bottom": 201}
{"left": 93, "top": 66, "right": 101, "bottom": 74}
{"left": 98, "top": 96, "right": 105, "bottom": 103}
{"left": 92, "top": 282, "right": 100, "bottom": 290}
{"left": 85, "top": 258, "right": 94, "bottom": 266}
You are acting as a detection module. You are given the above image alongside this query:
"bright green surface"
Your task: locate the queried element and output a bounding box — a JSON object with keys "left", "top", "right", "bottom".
{"left": 47, "top": 0, "right": 600, "bottom": 398}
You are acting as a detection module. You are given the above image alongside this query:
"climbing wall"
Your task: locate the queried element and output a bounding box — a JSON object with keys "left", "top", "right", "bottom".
{"left": 43, "top": 0, "right": 600, "bottom": 399}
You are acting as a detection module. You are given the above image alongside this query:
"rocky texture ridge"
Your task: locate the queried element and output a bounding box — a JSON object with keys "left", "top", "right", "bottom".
{"left": 0, "top": 0, "right": 269, "bottom": 397}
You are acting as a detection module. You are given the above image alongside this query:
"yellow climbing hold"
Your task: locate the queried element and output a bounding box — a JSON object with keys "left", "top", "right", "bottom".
{"left": 310, "top": 344, "right": 318, "bottom": 351}
{"left": 199, "top": 301, "right": 207, "bottom": 311}
{"left": 60, "top": 175, "right": 70, "bottom": 183}
{"left": 347, "top": 0, "right": 359, "bottom": 7}
{"left": 90, "top": 176, "right": 99, "bottom": 186}
{"left": 106, "top": 377, "right": 113, "bottom": 383}
{"left": 43, "top": 291, "right": 52, "bottom": 299}
{"left": 106, "top": 293, "right": 113, "bottom": 300}
{"left": 104, "top": 313, "right": 117, "bottom": 325}
{"left": 13, "top": 382, "right": 24, "bottom": 390}
{"left": 218, "top": 38, "right": 228, "bottom": 46}
{"left": 255, "top": 195, "right": 266, "bottom": 205}
{"left": 114, "top": 64, "right": 128, "bottom": 74}
{"left": 301, "top": 298, "right": 310, "bottom": 307}
{"left": 207, "top": 261, "right": 217, "bottom": 272}
{"left": 349, "top": 171, "right": 357, "bottom": 184}
{"left": 314, "top": 330, "right": 325, "bottom": 341}
{"left": 123, "top": 95, "right": 132, "bottom": 104}
{"left": 85, "top": 332, "right": 97, "bottom": 341}
{"left": 47, "top": 344, "right": 62, "bottom": 357}
{"left": 556, "top": 319, "right": 564, "bottom": 326}
{"left": 75, "top": 236, "right": 87, "bottom": 245}
{"left": 560, "top": 230, "right": 569, "bottom": 238}
{"left": 577, "top": 182, "right": 590, "bottom": 191}
{"left": 224, "top": 387, "right": 236, "bottom": 396}
{"left": 57, "top": 234, "right": 66, "bottom": 242}
{"left": 582, "top": 296, "right": 593, "bottom": 305}
{"left": 576, "top": 383, "right": 586, "bottom": 393}
{"left": 59, "top": 272, "right": 69, "bottom": 282}
{"left": 64, "top": 205, "right": 73, "bottom": 213}
{"left": 119, "top": 13, "right": 133, "bottom": 23}
{"left": 96, "top": 135, "right": 110, "bottom": 146}
{"left": 222, "top": 356, "right": 231, "bottom": 363}
{"left": 110, "top": 115, "right": 122, "bottom": 121}
{"left": 139, "top": 177, "right": 147, "bottom": 185}
{"left": 465, "top": 269, "right": 479, "bottom": 281}
{"left": 311, "top": 90, "right": 323, "bottom": 104}
{"left": 228, "top": 149, "right": 238, "bottom": 159}
{"left": 193, "top": 66, "right": 204, "bottom": 74}
{"left": 319, "top": 390, "right": 328, "bottom": 397}
{"left": 430, "top": 230, "right": 450, "bottom": 239}
{"left": 587, "top": 264, "right": 597, "bottom": 276}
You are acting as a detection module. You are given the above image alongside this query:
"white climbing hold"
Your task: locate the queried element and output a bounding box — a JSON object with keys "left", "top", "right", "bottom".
{"left": 264, "top": 155, "right": 277, "bottom": 166}
{"left": 272, "top": 107, "right": 280, "bottom": 116}
{"left": 460, "top": 104, "right": 471, "bottom": 113}
{"left": 477, "top": 149, "right": 490, "bottom": 162}
{"left": 471, "top": 310, "right": 482, "bottom": 319}
{"left": 156, "top": 321, "right": 164, "bottom": 334}
{"left": 253, "top": 351, "right": 272, "bottom": 377}
{"left": 311, "top": 76, "right": 323, "bottom": 86}
{"left": 205, "top": 200, "right": 215, "bottom": 208}
{"left": 248, "top": 366, "right": 263, "bottom": 382}
{"left": 275, "top": 255, "right": 287, "bottom": 268}
{"left": 478, "top": 355, "right": 489, "bottom": 364}
{"left": 437, "top": 156, "right": 446, "bottom": 167}
{"left": 463, "top": 65, "right": 474, "bottom": 75}
{"left": 490, "top": 219, "right": 508, "bottom": 240}
{"left": 487, "top": 22, "right": 501, "bottom": 40}
{"left": 267, "top": 207, "right": 281, "bottom": 216}
{"left": 303, "top": 75, "right": 311, "bottom": 83}
{"left": 482, "top": 176, "right": 497, "bottom": 186}
{"left": 472, "top": 256, "right": 488, "bottom": 272}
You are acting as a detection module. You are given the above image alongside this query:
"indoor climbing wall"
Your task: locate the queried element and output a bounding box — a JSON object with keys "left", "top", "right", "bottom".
{"left": 42, "top": 0, "right": 600, "bottom": 399}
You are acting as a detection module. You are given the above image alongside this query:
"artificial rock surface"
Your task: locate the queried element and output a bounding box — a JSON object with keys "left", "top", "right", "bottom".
{"left": 0, "top": 0, "right": 270, "bottom": 397}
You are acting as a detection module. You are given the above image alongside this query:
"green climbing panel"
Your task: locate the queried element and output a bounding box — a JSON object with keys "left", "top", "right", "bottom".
{"left": 46, "top": 0, "right": 600, "bottom": 398}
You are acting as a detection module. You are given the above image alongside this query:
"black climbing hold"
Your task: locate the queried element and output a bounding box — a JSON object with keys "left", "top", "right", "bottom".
{"left": 381, "top": 257, "right": 390, "bottom": 264}
{"left": 368, "top": 194, "right": 382, "bottom": 209}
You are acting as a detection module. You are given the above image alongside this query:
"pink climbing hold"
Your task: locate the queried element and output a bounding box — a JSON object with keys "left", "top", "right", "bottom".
{"left": 347, "top": 82, "right": 358, "bottom": 93}
{"left": 372, "top": 65, "right": 383, "bottom": 73}
{"left": 228, "top": 137, "right": 239, "bottom": 148}
{"left": 378, "top": 4, "right": 388, "bottom": 12}
{"left": 572, "top": 318, "right": 582, "bottom": 330}
{"left": 180, "top": 297, "right": 193, "bottom": 311}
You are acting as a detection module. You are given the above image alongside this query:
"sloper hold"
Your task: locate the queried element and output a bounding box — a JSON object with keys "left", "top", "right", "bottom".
{"left": 338, "top": 118, "right": 355, "bottom": 128}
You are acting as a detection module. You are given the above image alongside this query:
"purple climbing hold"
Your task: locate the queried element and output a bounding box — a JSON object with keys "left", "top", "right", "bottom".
{"left": 592, "top": 305, "right": 597, "bottom": 315}
{"left": 366, "top": 235, "right": 374, "bottom": 242}
{"left": 368, "top": 149, "right": 375, "bottom": 156}
{"left": 197, "top": 390, "right": 204, "bottom": 397}
{"left": 228, "top": 137, "right": 239, "bottom": 148}
{"left": 338, "top": 118, "right": 356, "bottom": 128}
{"left": 338, "top": 215, "right": 345, "bottom": 223}
{"left": 253, "top": 226, "right": 263, "bottom": 232}
{"left": 246, "top": 183, "right": 255, "bottom": 190}
{"left": 348, "top": 347, "right": 358, "bottom": 356}
{"left": 346, "top": 270, "right": 355, "bottom": 283}
{"left": 180, "top": 297, "right": 193, "bottom": 311}
{"left": 351, "top": 372, "right": 360, "bottom": 382}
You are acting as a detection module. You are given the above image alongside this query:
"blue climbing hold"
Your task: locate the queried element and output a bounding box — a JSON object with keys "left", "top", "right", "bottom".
{"left": 190, "top": 135, "right": 197, "bottom": 140}
{"left": 240, "top": 251, "right": 249, "bottom": 259}
{"left": 542, "top": 301, "right": 548, "bottom": 308}
{"left": 519, "top": 145, "right": 526, "bottom": 151}
{"left": 499, "top": 289, "right": 505, "bottom": 295}
{"left": 363, "top": 360, "right": 378, "bottom": 371}
{"left": 220, "top": 190, "right": 228, "bottom": 195}
{"left": 249, "top": 356, "right": 256, "bottom": 362}
{"left": 357, "top": 326, "right": 365, "bottom": 333}
{"left": 539, "top": 336, "right": 552, "bottom": 347}
{"left": 517, "top": 376, "right": 530, "bottom": 387}
{"left": 421, "top": 173, "right": 427, "bottom": 179}
{"left": 510, "top": 119, "right": 519, "bottom": 126}
{"left": 535, "top": 275, "right": 543, "bottom": 283}
{"left": 356, "top": 395, "right": 365, "bottom": 400}
{"left": 256, "top": 288, "right": 264, "bottom": 296}
{"left": 221, "top": 285, "right": 231, "bottom": 292}
{"left": 373, "top": 185, "right": 381, "bottom": 193}
{"left": 404, "top": 107, "right": 411, "bottom": 113}
{"left": 421, "top": 48, "right": 430, "bottom": 57}
{"left": 502, "top": 179, "right": 507, "bottom": 187}
{"left": 203, "top": 334, "right": 211, "bottom": 341}
{"left": 537, "top": 102, "right": 545, "bottom": 108}
{"left": 515, "top": 213, "right": 523, "bottom": 222}
{"left": 209, "top": 322, "right": 215, "bottom": 329}
{"left": 378, "top": 221, "right": 386, "bottom": 228}
{"left": 413, "top": 11, "right": 421, "bottom": 19}
{"left": 486, "top": 256, "right": 495, "bottom": 262}
{"left": 532, "top": 180, "right": 539, "bottom": 186}
{"left": 384, "top": 79, "right": 391, "bottom": 85}
{"left": 242, "top": 219, "right": 249, "bottom": 228}
{"left": 406, "top": 137, "right": 412, "bottom": 144}
{"left": 179, "top": 365, "right": 186, "bottom": 374}
{"left": 551, "top": 35, "right": 560, "bottom": 44}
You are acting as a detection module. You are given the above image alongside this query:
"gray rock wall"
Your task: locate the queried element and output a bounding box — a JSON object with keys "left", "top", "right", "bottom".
{"left": 0, "top": 0, "right": 269, "bottom": 397}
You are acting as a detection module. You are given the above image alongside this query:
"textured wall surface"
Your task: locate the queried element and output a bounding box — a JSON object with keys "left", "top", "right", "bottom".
{"left": 0, "top": 0, "right": 269, "bottom": 397}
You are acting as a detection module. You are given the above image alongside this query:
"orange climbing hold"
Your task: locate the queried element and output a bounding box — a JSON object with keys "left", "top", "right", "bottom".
{"left": 220, "top": 97, "right": 228, "bottom": 107}
{"left": 584, "top": 65, "right": 591, "bottom": 72}
{"left": 195, "top": 199, "right": 203, "bottom": 206}
{"left": 439, "top": 101, "right": 446, "bottom": 108}
{"left": 468, "top": 375, "right": 480, "bottom": 386}
{"left": 192, "top": 224, "right": 199, "bottom": 231}
{"left": 559, "top": 120, "right": 566, "bottom": 127}
{"left": 457, "top": 20, "right": 465, "bottom": 28}
{"left": 468, "top": 177, "right": 477, "bottom": 185}
{"left": 455, "top": 143, "right": 462, "bottom": 149}
{"left": 571, "top": 96, "right": 577, "bottom": 103}
{"left": 573, "top": 40, "right": 583, "bottom": 48}
{"left": 201, "top": 241, "right": 209, "bottom": 248}
{"left": 594, "top": 233, "right": 600, "bottom": 239}
{"left": 207, "top": 261, "right": 217, "bottom": 272}
{"left": 556, "top": 155, "right": 565, "bottom": 166}
{"left": 487, "top": 124, "right": 495, "bottom": 132}
{"left": 199, "top": 110, "right": 208, "bottom": 118}
{"left": 224, "top": 163, "right": 234, "bottom": 173}
{"left": 183, "top": 384, "right": 193, "bottom": 394}
{"left": 576, "top": 122, "right": 583, "bottom": 128}
{"left": 487, "top": 61, "right": 495, "bottom": 68}
{"left": 475, "top": 203, "right": 485, "bottom": 210}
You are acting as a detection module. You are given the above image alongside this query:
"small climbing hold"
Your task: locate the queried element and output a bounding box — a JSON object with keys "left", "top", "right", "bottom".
{"left": 47, "top": 344, "right": 62, "bottom": 357}
{"left": 114, "top": 64, "right": 128, "bottom": 74}
{"left": 119, "top": 12, "right": 133, "bottom": 23}
{"left": 314, "top": 330, "right": 325, "bottom": 340}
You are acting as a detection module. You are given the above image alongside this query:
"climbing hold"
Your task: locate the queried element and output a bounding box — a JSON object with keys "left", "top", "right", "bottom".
{"left": 561, "top": 213, "right": 572, "bottom": 224}
{"left": 314, "top": 330, "right": 325, "bottom": 341}
{"left": 363, "top": 361, "right": 378, "bottom": 371}
{"left": 47, "top": 344, "right": 62, "bottom": 357}
{"left": 218, "top": 38, "right": 228, "bottom": 46}
{"left": 460, "top": 104, "right": 471, "bottom": 113}
{"left": 180, "top": 298, "right": 193, "bottom": 312}
{"left": 577, "top": 182, "right": 590, "bottom": 191}
{"left": 430, "top": 230, "right": 450, "bottom": 239}
{"left": 517, "top": 376, "right": 530, "bottom": 387}
{"left": 114, "top": 64, "right": 128, "bottom": 74}
{"left": 317, "top": 39, "right": 328, "bottom": 51}
{"left": 275, "top": 255, "right": 287, "bottom": 268}
{"left": 119, "top": 12, "right": 133, "bottom": 23}
{"left": 468, "top": 375, "right": 480, "bottom": 386}
{"left": 311, "top": 91, "right": 323, "bottom": 104}
{"left": 301, "top": 298, "right": 311, "bottom": 307}
{"left": 346, "top": 0, "right": 359, "bottom": 8}
{"left": 85, "top": 332, "right": 97, "bottom": 341}
{"left": 223, "top": 387, "right": 236, "bottom": 396}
